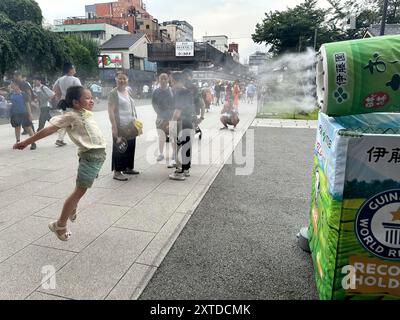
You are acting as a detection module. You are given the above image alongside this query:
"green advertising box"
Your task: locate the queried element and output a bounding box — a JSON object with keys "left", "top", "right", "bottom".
{"left": 316, "top": 35, "right": 400, "bottom": 116}
{"left": 309, "top": 112, "right": 400, "bottom": 300}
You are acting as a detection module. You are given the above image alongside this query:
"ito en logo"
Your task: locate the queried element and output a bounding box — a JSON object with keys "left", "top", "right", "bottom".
{"left": 355, "top": 189, "right": 400, "bottom": 261}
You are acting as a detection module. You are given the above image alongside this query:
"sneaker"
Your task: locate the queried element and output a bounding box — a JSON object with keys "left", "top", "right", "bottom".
{"left": 55, "top": 140, "right": 67, "bottom": 147}
{"left": 123, "top": 169, "right": 140, "bottom": 175}
{"left": 169, "top": 171, "right": 186, "bottom": 181}
{"left": 30, "top": 142, "right": 37, "bottom": 150}
{"left": 220, "top": 126, "right": 228, "bottom": 130}
{"left": 156, "top": 154, "right": 164, "bottom": 162}
{"left": 183, "top": 170, "right": 190, "bottom": 177}
{"left": 167, "top": 160, "right": 176, "bottom": 168}
{"left": 113, "top": 171, "right": 128, "bottom": 181}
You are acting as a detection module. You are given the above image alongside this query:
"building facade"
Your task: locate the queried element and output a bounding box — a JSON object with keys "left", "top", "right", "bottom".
{"left": 51, "top": 23, "right": 130, "bottom": 45}
{"left": 249, "top": 51, "right": 268, "bottom": 74}
{"left": 99, "top": 33, "right": 156, "bottom": 91}
{"left": 100, "top": 33, "right": 151, "bottom": 70}
{"left": 228, "top": 43, "right": 240, "bottom": 63}
{"left": 203, "top": 35, "right": 229, "bottom": 53}
{"left": 147, "top": 41, "right": 250, "bottom": 81}
{"left": 87, "top": 0, "right": 149, "bottom": 18}
{"left": 160, "top": 20, "right": 193, "bottom": 42}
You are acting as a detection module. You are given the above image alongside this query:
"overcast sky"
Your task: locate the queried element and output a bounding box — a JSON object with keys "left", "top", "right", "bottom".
{"left": 34, "top": 0, "right": 330, "bottom": 63}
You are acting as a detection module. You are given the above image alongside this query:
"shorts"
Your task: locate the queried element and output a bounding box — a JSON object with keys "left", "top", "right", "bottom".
{"left": 10, "top": 113, "right": 33, "bottom": 128}
{"left": 156, "top": 118, "right": 169, "bottom": 133}
{"left": 76, "top": 148, "right": 106, "bottom": 188}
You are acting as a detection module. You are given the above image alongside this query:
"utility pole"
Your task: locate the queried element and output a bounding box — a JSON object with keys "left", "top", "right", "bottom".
{"left": 380, "top": 0, "right": 389, "bottom": 35}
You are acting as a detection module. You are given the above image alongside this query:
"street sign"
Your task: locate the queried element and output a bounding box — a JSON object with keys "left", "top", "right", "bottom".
{"left": 176, "top": 42, "right": 194, "bottom": 57}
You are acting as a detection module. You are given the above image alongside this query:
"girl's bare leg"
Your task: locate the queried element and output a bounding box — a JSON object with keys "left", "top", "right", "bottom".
{"left": 55, "top": 186, "right": 87, "bottom": 235}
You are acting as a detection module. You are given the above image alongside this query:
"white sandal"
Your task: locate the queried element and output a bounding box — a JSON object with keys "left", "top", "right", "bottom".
{"left": 48, "top": 221, "right": 71, "bottom": 241}
{"left": 69, "top": 208, "right": 77, "bottom": 222}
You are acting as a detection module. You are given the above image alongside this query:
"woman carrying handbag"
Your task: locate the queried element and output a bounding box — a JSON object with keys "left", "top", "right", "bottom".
{"left": 108, "top": 72, "right": 141, "bottom": 181}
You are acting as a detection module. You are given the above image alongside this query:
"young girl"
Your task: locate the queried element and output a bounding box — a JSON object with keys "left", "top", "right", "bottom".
{"left": 13, "top": 86, "right": 107, "bottom": 241}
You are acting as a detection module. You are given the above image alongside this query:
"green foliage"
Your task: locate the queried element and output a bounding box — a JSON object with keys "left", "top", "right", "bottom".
{"left": 252, "top": 0, "right": 338, "bottom": 53}
{"left": 0, "top": 1, "right": 100, "bottom": 81}
{"left": 252, "top": 0, "right": 391, "bottom": 53}
{"left": 0, "top": 0, "right": 42, "bottom": 25}
{"left": 64, "top": 35, "right": 100, "bottom": 80}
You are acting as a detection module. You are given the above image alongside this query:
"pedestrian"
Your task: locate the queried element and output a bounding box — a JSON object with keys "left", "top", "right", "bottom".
{"left": 13, "top": 86, "right": 107, "bottom": 241}
{"left": 225, "top": 83, "right": 233, "bottom": 105}
{"left": 168, "top": 72, "right": 197, "bottom": 181}
{"left": 13, "top": 71, "right": 36, "bottom": 134}
{"left": 182, "top": 68, "right": 205, "bottom": 141}
{"left": 214, "top": 81, "right": 222, "bottom": 106}
{"left": 8, "top": 80, "right": 36, "bottom": 149}
{"left": 32, "top": 75, "right": 55, "bottom": 131}
{"left": 152, "top": 73, "right": 175, "bottom": 165}
{"left": 90, "top": 81, "right": 102, "bottom": 103}
{"left": 108, "top": 72, "right": 140, "bottom": 181}
{"left": 142, "top": 83, "right": 150, "bottom": 99}
{"left": 220, "top": 99, "right": 240, "bottom": 131}
{"left": 233, "top": 80, "right": 240, "bottom": 109}
{"left": 201, "top": 83, "right": 213, "bottom": 113}
{"left": 246, "top": 81, "right": 256, "bottom": 104}
{"left": 53, "top": 63, "right": 82, "bottom": 147}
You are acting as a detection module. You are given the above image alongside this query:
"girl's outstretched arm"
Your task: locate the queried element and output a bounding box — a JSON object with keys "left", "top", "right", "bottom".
{"left": 13, "top": 124, "right": 60, "bottom": 150}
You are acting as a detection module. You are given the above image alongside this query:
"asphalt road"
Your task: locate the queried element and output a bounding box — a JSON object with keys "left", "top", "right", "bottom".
{"left": 139, "top": 126, "right": 319, "bottom": 300}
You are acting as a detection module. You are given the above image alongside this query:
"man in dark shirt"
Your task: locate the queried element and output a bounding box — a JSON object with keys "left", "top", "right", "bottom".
{"left": 214, "top": 81, "right": 223, "bottom": 106}
{"left": 169, "top": 72, "right": 195, "bottom": 181}
{"left": 152, "top": 73, "right": 175, "bottom": 164}
{"left": 182, "top": 68, "right": 205, "bottom": 139}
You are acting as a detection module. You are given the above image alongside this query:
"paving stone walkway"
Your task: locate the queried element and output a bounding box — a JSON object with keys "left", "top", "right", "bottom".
{"left": 0, "top": 101, "right": 257, "bottom": 300}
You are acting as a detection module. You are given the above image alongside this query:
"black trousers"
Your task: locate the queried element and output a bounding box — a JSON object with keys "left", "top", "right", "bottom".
{"left": 112, "top": 137, "right": 136, "bottom": 172}
{"left": 38, "top": 107, "right": 52, "bottom": 131}
{"left": 179, "top": 120, "right": 193, "bottom": 171}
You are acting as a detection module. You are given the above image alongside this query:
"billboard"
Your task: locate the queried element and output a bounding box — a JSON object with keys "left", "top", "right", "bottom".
{"left": 309, "top": 112, "right": 400, "bottom": 300}
{"left": 98, "top": 53, "right": 123, "bottom": 68}
{"left": 176, "top": 42, "right": 194, "bottom": 57}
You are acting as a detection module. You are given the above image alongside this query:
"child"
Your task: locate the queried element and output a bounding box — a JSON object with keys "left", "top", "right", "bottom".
{"left": 9, "top": 80, "right": 36, "bottom": 149}
{"left": 14, "top": 86, "right": 107, "bottom": 241}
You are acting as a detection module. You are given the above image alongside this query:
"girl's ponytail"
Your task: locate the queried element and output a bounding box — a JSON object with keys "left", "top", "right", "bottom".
{"left": 57, "top": 99, "right": 69, "bottom": 111}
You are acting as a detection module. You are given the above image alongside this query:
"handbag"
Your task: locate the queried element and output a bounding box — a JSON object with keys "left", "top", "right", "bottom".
{"left": 134, "top": 119, "right": 143, "bottom": 135}
{"left": 119, "top": 95, "right": 143, "bottom": 139}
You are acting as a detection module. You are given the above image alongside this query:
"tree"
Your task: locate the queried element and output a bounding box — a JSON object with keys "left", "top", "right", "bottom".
{"left": 0, "top": 0, "right": 42, "bottom": 25}
{"left": 252, "top": 0, "right": 345, "bottom": 54}
{"left": 0, "top": 0, "right": 100, "bottom": 81}
{"left": 64, "top": 35, "right": 100, "bottom": 80}
{"left": 327, "top": 0, "right": 381, "bottom": 38}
